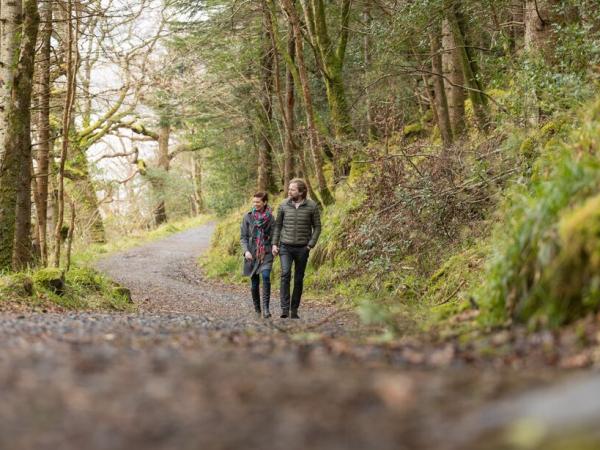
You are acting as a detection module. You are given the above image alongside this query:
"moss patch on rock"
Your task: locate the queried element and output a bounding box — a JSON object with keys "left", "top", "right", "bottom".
{"left": 1, "top": 266, "right": 136, "bottom": 312}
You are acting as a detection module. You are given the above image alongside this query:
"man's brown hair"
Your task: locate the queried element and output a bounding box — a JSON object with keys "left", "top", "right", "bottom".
{"left": 253, "top": 191, "right": 269, "bottom": 202}
{"left": 289, "top": 178, "right": 308, "bottom": 199}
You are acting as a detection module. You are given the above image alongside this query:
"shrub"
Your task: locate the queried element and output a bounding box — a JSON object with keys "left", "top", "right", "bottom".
{"left": 476, "top": 99, "right": 600, "bottom": 327}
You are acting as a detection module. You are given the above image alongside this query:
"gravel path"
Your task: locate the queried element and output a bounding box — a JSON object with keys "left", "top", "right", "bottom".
{"left": 0, "top": 223, "right": 596, "bottom": 450}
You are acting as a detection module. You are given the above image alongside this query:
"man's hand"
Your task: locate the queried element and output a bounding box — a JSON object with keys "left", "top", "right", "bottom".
{"left": 244, "top": 251, "right": 253, "bottom": 261}
{"left": 272, "top": 245, "right": 279, "bottom": 256}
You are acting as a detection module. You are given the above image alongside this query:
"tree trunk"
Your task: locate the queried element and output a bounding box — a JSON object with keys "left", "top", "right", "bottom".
{"left": 430, "top": 27, "right": 453, "bottom": 147}
{"left": 257, "top": 3, "right": 277, "bottom": 193}
{"left": 444, "top": 0, "right": 491, "bottom": 132}
{"left": 278, "top": 0, "right": 333, "bottom": 205}
{"left": 191, "top": 153, "right": 204, "bottom": 215}
{"left": 300, "top": 0, "right": 353, "bottom": 177}
{"left": 0, "top": 0, "right": 22, "bottom": 167}
{"left": 510, "top": 0, "right": 525, "bottom": 54}
{"left": 35, "top": 0, "right": 53, "bottom": 266}
{"left": 12, "top": 0, "right": 41, "bottom": 270}
{"left": 266, "top": 0, "right": 295, "bottom": 193}
{"left": 153, "top": 123, "right": 170, "bottom": 226}
{"left": 54, "top": 0, "right": 78, "bottom": 268}
{"left": 363, "top": 1, "right": 376, "bottom": 140}
{"left": 524, "top": 0, "right": 554, "bottom": 53}
{"left": 442, "top": 18, "right": 466, "bottom": 137}
{"left": 0, "top": 0, "right": 24, "bottom": 270}
{"left": 283, "top": 27, "right": 296, "bottom": 192}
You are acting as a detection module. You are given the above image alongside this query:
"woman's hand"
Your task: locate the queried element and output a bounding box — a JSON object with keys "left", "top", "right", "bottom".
{"left": 244, "top": 251, "right": 253, "bottom": 261}
{"left": 272, "top": 245, "right": 279, "bottom": 256}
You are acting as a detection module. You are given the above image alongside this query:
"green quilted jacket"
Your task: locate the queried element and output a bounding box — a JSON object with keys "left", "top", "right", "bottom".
{"left": 272, "top": 198, "right": 321, "bottom": 248}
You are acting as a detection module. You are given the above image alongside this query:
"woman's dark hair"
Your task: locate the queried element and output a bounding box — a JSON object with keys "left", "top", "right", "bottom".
{"left": 253, "top": 191, "right": 269, "bottom": 203}
{"left": 289, "top": 178, "right": 308, "bottom": 199}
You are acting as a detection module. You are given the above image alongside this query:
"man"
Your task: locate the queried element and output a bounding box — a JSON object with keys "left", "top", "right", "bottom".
{"left": 272, "top": 178, "right": 321, "bottom": 319}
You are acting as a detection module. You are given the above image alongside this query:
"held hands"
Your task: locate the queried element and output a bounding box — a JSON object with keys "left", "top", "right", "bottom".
{"left": 244, "top": 251, "right": 253, "bottom": 261}
{"left": 272, "top": 245, "right": 279, "bottom": 256}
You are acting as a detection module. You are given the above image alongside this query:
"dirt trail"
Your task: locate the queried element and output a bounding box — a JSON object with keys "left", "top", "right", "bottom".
{"left": 0, "top": 223, "right": 597, "bottom": 450}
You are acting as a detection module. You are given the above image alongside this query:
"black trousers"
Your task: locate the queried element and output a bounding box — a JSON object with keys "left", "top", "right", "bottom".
{"left": 280, "top": 244, "right": 310, "bottom": 311}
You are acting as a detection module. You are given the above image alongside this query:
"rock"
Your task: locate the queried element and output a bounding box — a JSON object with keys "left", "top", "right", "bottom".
{"left": 112, "top": 286, "right": 133, "bottom": 303}
{"left": 32, "top": 268, "right": 65, "bottom": 296}
{"left": 1, "top": 274, "right": 34, "bottom": 297}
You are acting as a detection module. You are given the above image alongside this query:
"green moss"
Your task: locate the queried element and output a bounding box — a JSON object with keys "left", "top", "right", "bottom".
{"left": 519, "top": 136, "right": 537, "bottom": 158}
{"left": 520, "top": 193, "right": 600, "bottom": 325}
{"left": 0, "top": 273, "right": 34, "bottom": 298}
{"left": 33, "top": 268, "right": 65, "bottom": 295}
{"left": 477, "top": 98, "right": 600, "bottom": 327}
{"left": 402, "top": 123, "right": 424, "bottom": 137}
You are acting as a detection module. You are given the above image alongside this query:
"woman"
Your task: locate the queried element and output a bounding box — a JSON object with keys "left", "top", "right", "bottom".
{"left": 240, "top": 192, "right": 274, "bottom": 318}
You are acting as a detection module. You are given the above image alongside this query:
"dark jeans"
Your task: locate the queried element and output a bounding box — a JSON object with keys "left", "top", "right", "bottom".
{"left": 251, "top": 269, "right": 271, "bottom": 300}
{"left": 280, "top": 244, "right": 310, "bottom": 311}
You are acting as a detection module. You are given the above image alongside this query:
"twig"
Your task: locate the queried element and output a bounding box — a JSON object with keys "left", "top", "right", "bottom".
{"left": 436, "top": 280, "right": 467, "bottom": 306}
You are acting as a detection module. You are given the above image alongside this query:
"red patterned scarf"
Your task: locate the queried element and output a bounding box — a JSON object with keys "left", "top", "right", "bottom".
{"left": 252, "top": 206, "right": 272, "bottom": 262}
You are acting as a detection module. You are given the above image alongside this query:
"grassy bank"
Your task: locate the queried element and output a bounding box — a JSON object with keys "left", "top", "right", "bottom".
{"left": 0, "top": 266, "right": 134, "bottom": 313}
{"left": 200, "top": 96, "right": 600, "bottom": 337}
{"left": 1, "top": 214, "right": 213, "bottom": 313}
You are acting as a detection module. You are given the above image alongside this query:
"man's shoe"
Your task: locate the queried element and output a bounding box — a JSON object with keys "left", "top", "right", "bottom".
{"left": 263, "top": 310, "right": 272, "bottom": 319}
{"left": 291, "top": 309, "right": 300, "bottom": 319}
{"left": 280, "top": 309, "right": 289, "bottom": 319}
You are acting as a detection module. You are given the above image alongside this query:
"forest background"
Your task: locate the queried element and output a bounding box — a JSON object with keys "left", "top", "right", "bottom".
{"left": 1, "top": 0, "right": 600, "bottom": 333}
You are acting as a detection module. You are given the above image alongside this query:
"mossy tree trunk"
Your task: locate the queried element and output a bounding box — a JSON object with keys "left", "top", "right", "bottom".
{"left": 54, "top": 0, "right": 78, "bottom": 268}
{"left": 257, "top": 2, "right": 277, "bottom": 194}
{"left": 34, "top": 0, "right": 54, "bottom": 266}
{"left": 363, "top": 0, "right": 377, "bottom": 141}
{"left": 0, "top": 0, "right": 24, "bottom": 270}
{"left": 442, "top": 18, "right": 466, "bottom": 137}
{"left": 153, "top": 122, "right": 170, "bottom": 226}
{"left": 444, "top": 0, "right": 491, "bottom": 132}
{"left": 265, "top": 0, "right": 295, "bottom": 192}
{"left": 191, "top": 153, "right": 204, "bottom": 215}
{"left": 277, "top": 0, "right": 333, "bottom": 205}
{"left": 430, "top": 26, "right": 453, "bottom": 148}
{"left": 283, "top": 25, "right": 296, "bottom": 191}
{"left": 300, "top": 0, "right": 353, "bottom": 178}
{"left": 13, "top": 0, "right": 41, "bottom": 270}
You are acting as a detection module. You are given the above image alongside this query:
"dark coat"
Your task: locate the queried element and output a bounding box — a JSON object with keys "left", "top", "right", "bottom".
{"left": 240, "top": 210, "right": 274, "bottom": 277}
{"left": 272, "top": 198, "right": 321, "bottom": 248}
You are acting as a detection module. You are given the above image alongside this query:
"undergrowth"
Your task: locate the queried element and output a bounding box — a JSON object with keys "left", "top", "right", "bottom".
{"left": 0, "top": 266, "right": 134, "bottom": 312}
{"left": 201, "top": 94, "right": 600, "bottom": 336}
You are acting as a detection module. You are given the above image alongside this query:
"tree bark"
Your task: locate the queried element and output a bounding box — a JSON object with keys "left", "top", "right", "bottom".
{"left": 35, "top": 0, "right": 54, "bottom": 266}
{"left": 278, "top": 0, "right": 333, "bottom": 205}
{"left": 54, "top": 0, "right": 79, "bottom": 268}
{"left": 191, "top": 153, "right": 204, "bottom": 215}
{"left": 12, "top": 0, "right": 41, "bottom": 270}
{"left": 0, "top": 0, "right": 23, "bottom": 270}
{"left": 0, "top": 0, "right": 23, "bottom": 167}
{"left": 524, "top": 0, "right": 554, "bottom": 53}
{"left": 266, "top": 0, "right": 296, "bottom": 193}
{"left": 153, "top": 123, "right": 170, "bottom": 226}
{"left": 442, "top": 18, "right": 466, "bottom": 137}
{"left": 444, "top": 0, "right": 491, "bottom": 132}
{"left": 430, "top": 27, "right": 453, "bottom": 147}
{"left": 363, "top": 1, "right": 376, "bottom": 140}
{"left": 257, "top": 2, "right": 277, "bottom": 193}
{"left": 300, "top": 0, "right": 354, "bottom": 177}
{"left": 283, "top": 26, "right": 296, "bottom": 192}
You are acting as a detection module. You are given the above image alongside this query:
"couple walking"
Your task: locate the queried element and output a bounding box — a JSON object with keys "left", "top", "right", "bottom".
{"left": 240, "top": 178, "right": 321, "bottom": 319}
